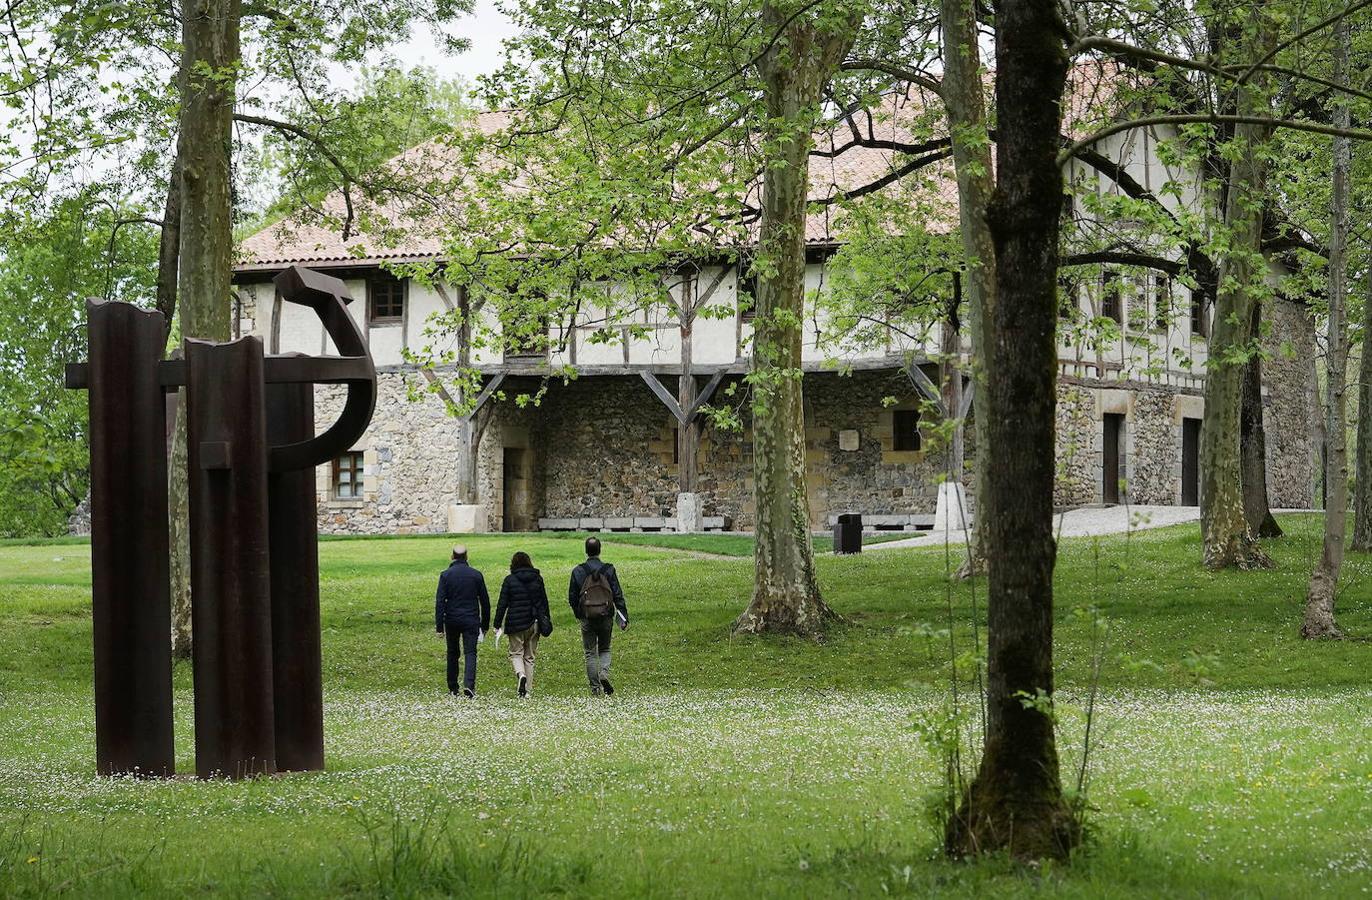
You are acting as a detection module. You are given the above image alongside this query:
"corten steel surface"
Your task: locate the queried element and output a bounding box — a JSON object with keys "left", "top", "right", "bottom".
{"left": 66, "top": 265, "right": 374, "bottom": 780}
{"left": 267, "top": 265, "right": 376, "bottom": 473}
{"left": 187, "top": 337, "right": 277, "bottom": 779}
{"left": 85, "top": 300, "right": 175, "bottom": 777}
{"left": 266, "top": 380, "right": 325, "bottom": 772}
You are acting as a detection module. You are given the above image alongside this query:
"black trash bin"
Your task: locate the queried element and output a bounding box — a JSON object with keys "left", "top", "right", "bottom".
{"left": 833, "top": 513, "right": 863, "bottom": 555}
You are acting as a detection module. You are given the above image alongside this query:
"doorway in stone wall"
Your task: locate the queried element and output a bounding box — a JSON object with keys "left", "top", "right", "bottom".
{"left": 1103, "top": 413, "right": 1125, "bottom": 504}
{"left": 503, "top": 448, "right": 534, "bottom": 532}
{"left": 1181, "top": 417, "right": 1201, "bottom": 506}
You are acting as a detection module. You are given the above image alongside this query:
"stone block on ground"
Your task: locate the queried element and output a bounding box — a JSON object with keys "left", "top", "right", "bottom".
{"left": 446, "top": 504, "right": 488, "bottom": 533}
{"left": 676, "top": 492, "right": 704, "bottom": 533}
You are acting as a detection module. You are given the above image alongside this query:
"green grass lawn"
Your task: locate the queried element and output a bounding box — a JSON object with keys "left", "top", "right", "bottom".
{"left": 1, "top": 517, "right": 1370, "bottom": 897}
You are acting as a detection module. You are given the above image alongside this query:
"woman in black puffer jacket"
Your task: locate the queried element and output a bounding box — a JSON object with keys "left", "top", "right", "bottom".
{"left": 494, "top": 551, "right": 551, "bottom": 698}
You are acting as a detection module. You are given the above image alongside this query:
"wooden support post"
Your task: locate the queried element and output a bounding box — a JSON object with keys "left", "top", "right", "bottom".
{"left": 266, "top": 381, "right": 324, "bottom": 772}
{"left": 187, "top": 336, "right": 276, "bottom": 779}
{"left": 85, "top": 300, "right": 175, "bottom": 777}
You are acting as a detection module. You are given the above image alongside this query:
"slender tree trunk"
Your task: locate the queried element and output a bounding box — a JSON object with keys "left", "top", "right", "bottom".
{"left": 1241, "top": 301, "right": 1282, "bottom": 538}
{"left": 1352, "top": 265, "right": 1372, "bottom": 550}
{"left": 735, "top": 3, "right": 853, "bottom": 636}
{"left": 1199, "top": 15, "right": 1276, "bottom": 571}
{"left": 942, "top": 0, "right": 994, "bottom": 581}
{"left": 170, "top": 0, "right": 242, "bottom": 658}
{"left": 1304, "top": 19, "right": 1351, "bottom": 640}
{"left": 945, "top": 0, "right": 1079, "bottom": 861}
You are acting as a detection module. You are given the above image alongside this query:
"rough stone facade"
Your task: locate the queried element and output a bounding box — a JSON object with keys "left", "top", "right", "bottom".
{"left": 314, "top": 373, "right": 464, "bottom": 535}
{"left": 305, "top": 356, "right": 1315, "bottom": 536}
{"left": 1262, "top": 298, "right": 1318, "bottom": 508}
{"left": 1127, "top": 389, "right": 1181, "bottom": 505}
{"left": 1055, "top": 383, "right": 1099, "bottom": 507}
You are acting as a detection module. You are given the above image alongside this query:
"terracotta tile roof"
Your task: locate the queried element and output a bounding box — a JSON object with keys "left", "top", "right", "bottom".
{"left": 237, "top": 64, "right": 1123, "bottom": 269}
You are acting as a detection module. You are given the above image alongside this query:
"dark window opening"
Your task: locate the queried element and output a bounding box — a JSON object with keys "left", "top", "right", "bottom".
{"left": 672, "top": 426, "right": 680, "bottom": 465}
{"left": 737, "top": 258, "right": 758, "bottom": 321}
{"left": 1153, "top": 276, "right": 1172, "bottom": 331}
{"left": 893, "top": 409, "right": 921, "bottom": 452}
{"left": 505, "top": 315, "right": 549, "bottom": 360}
{"left": 1190, "top": 290, "right": 1208, "bottom": 339}
{"left": 1101, "top": 271, "right": 1123, "bottom": 324}
{"left": 368, "top": 273, "right": 405, "bottom": 324}
{"left": 333, "top": 451, "right": 364, "bottom": 500}
{"left": 1058, "top": 275, "right": 1078, "bottom": 319}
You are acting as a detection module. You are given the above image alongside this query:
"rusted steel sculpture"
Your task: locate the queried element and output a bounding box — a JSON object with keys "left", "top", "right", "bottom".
{"left": 67, "top": 265, "right": 375, "bottom": 779}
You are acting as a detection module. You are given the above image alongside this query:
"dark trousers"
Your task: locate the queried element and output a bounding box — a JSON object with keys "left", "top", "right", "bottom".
{"left": 579, "top": 616, "right": 614, "bottom": 692}
{"left": 445, "top": 627, "right": 479, "bottom": 694}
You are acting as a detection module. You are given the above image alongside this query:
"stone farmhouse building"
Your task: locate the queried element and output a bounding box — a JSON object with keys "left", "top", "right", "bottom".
{"left": 232, "top": 82, "right": 1319, "bottom": 536}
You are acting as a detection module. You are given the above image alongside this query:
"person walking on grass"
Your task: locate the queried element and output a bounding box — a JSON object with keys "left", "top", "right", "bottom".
{"left": 435, "top": 544, "right": 490, "bottom": 698}
{"left": 494, "top": 551, "right": 551, "bottom": 698}
{"left": 569, "top": 536, "right": 629, "bottom": 697}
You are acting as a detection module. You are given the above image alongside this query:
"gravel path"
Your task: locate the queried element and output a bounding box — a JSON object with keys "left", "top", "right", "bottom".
{"left": 865, "top": 504, "right": 1203, "bottom": 551}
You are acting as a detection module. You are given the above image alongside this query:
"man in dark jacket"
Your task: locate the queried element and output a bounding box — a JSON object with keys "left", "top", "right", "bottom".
{"left": 568, "top": 536, "right": 628, "bottom": 697}
{"left": 435, "top": 544, "right": 491, "bottom": 697}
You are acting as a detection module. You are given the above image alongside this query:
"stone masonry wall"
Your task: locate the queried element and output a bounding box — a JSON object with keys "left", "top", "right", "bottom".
{"left": 1263, "top": 298, "right": 1318, "bottom": 508}
{"left": 298, "top": 362, "right": 1315, "bottom": 537}
{"left": 315, "top": 373, "right": 462, "bottom": 535}
{"left": 803, "top": 371, "right": 944, "bottom": 522}
{"left": 1129, "top": 389, "right": 1181, "bottom": 505}
{"left": 1055, "top": 383, "right": 1099, "bottom": 507}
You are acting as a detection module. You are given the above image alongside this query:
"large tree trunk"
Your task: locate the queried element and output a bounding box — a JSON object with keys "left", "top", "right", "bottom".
{"left": 1241, "top": 301, "right": 1282, "bottom": 538}
{"left": 1303, "top": 19, "right": 1351, "bottom": 640}
{"left": 1352, "top": 266, "right": 1372, "bottom": 551}
{"left": 1199, "top": 16, "right": 1276, "bottom": 571}
{"left": 941, "top": 0, "right": 995, "bottom": 581}
{"left": 169, "top": 0, "right": 243, "bottom": 658}
{"left": 945, "top": 0, "right": 1079, "bottom": 861}
{"left": 734, "top": 3, "right": 852, "bottom": 636}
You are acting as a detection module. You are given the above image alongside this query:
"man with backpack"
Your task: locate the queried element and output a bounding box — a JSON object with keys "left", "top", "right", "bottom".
{"left": 569, "top": 536, "right": 629, "bottom": 697}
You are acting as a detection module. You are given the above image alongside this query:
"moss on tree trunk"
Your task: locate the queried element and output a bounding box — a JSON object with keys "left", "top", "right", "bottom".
{"left": 944, "top": 0, "right": 1079, "bottom": 861}
{"left": 734, "top": 3, "right": 853, "bottom": 637}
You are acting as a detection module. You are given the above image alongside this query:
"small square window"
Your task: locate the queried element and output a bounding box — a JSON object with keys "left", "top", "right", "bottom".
{"left": 369, "top": 274, "right": 405, "bottom": 324}
{"left": 333, "top": 451, "right": 364, "bottom": 499}
{"left": 893, "top": 409, "right": 921, "bottom": 452}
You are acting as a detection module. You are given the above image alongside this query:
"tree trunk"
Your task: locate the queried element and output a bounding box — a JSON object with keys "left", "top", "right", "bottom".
{"left": 1303, "top": 19, "right": 1350, "bottom": 640}
{"left": 945, "top": 0, "right": 1079, "bottom": 861}
{"left": 170, "top": 0, "right": 243, "bottom": 658}
{"left": 941, "top": 0, "right": 994, "bottom": 581}
{"left": 1352, "top": 265, "right": 1372, "bottom": 551}
{"left": 734, "top": 3, "right": 853, "bottom": 636}
{"left": 1241, "top": 301, "right": 1282, "bottom": 538}
{"left": 1199, "top": 16, "right": 1275, "bottom": 571}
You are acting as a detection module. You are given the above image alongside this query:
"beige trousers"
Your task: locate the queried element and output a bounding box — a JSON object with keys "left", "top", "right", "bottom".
{"left": 507, "top": 625, "right": 539, "bottom": 689}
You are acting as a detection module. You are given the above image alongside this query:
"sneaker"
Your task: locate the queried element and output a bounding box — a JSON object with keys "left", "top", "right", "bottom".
{"left": 462, "top": 687, "right": 475, "bottom": 699}
{"left": 599, "top": 677, "right": 614, "bottom": 696}
{"left": 518, "top": 676, "right": 528, "bottom": 698}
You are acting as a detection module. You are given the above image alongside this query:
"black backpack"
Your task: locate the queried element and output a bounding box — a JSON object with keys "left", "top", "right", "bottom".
{"left": 579, "top": 566, "right": 615, "bottom": 619}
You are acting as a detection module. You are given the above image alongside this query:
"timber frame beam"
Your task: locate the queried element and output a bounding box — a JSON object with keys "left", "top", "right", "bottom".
{"left": 639, "top": 370, "right": 727, "bottom": 425}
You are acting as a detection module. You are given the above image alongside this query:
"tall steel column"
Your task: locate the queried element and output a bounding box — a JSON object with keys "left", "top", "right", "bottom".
{"left": 266, "top": 380, "right": 324, "bottom": 772}
{"left": 85, "top": 300, "right": 175, "bottom": 777}
{"left": 187, "top": 336, "right": 276, "bottom": 779}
